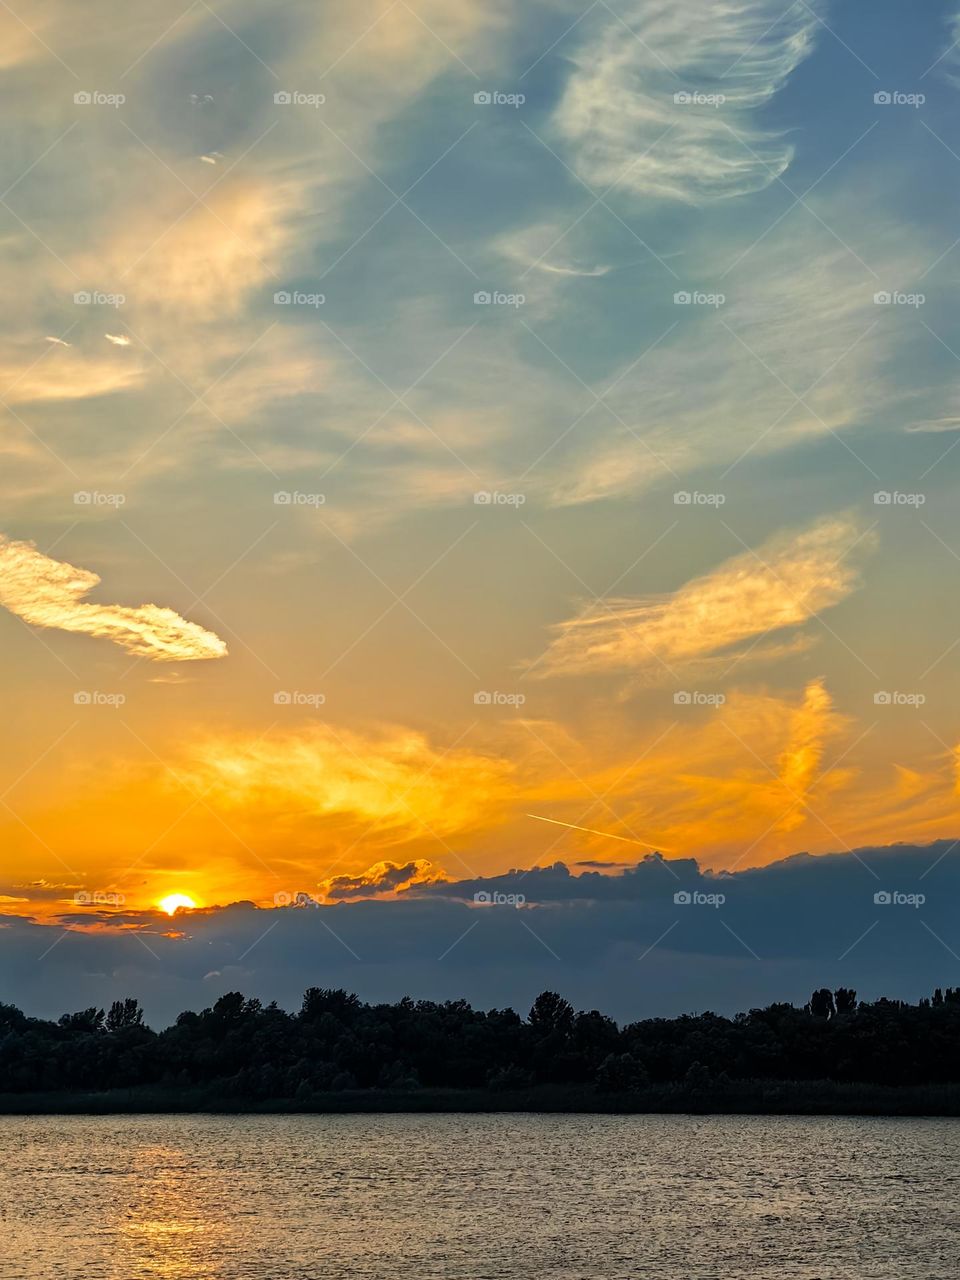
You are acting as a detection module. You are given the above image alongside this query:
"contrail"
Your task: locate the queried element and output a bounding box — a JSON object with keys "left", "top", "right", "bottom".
{"left": 526, "top": 814, "right": 670, "bottom": 852}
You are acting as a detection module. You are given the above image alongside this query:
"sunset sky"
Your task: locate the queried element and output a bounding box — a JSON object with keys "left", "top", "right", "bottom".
{"left": 2, "top": 0, "right": 960, "bottom": 971}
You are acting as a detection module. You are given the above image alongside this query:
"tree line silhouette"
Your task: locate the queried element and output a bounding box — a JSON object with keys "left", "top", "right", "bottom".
{"left": 2, "top": 986, "right": 960, "bottom": 1099}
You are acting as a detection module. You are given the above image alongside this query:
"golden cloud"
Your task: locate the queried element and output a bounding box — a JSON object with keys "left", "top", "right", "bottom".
{"left": 183, "top": 725, "right": 516, "bottom": 843}
{"left": 534, "top": 515, "right": 874, "bottom": 679}
{"left": 776, "top": 678, "right": 834, "bottom": 832}
{"left": 0, "top": 535, "right": 227, "bottom": 661}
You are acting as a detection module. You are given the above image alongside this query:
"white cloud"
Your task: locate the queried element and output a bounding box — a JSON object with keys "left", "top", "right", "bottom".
{"left": 553, "top": 0, "right": 822, "bottom": 203}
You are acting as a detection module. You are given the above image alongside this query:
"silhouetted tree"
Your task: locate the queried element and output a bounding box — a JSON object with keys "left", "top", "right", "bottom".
{"left": 808, "top": 989, "right": 836, "bottom": 1019}
{"left": 834, "top": 988, "right": 857, "bottom": 1016}
{"left": 528, "top": 991, "right": 574, "bottom": 1035}
{"left": 1, "top": 983, "right": 960, "bottom": 1099}
{"left": 106, "top": 998, "right": 144, "bottom": 1031}
{"left": 58, "top": 1007, "right": 104, "bottom": 1033}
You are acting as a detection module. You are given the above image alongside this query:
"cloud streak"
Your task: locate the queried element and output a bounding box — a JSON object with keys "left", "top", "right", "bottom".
{"left": 0, "top": 536, "right": 227, "bottom": 661}
{"left": 534, "top": 515, "right": 873, "bottom": 679}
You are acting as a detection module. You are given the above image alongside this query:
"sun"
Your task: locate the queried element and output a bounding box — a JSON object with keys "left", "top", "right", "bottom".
{"left": 158, "top": 893, "right": 197, "bottom": 916}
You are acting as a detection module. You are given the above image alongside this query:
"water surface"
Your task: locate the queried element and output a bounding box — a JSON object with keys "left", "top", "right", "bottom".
{"left": 2, "top": 1114, "right": 957, "bottom": 1278}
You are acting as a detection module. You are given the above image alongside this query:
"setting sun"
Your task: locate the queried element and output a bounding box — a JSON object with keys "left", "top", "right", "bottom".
{"left": 158, "top": 893, "right": 197, "bottom": 916}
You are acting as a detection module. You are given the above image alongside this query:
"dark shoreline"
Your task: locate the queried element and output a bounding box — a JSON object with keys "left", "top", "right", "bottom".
{"left": 5, "top": 1081, "right": 960, "bottom": 1116}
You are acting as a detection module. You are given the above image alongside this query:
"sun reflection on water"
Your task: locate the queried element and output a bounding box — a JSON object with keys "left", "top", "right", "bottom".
{"left": 114, "top": 1145, "right": 228, "bottom": 1278}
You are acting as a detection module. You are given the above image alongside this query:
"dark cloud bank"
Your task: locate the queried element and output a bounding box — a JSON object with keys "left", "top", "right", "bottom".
{"left": 1, "top": 841, "right": 957, "bottom": 1028}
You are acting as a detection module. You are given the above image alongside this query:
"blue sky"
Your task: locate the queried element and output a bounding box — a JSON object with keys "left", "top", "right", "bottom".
{"left": 1, "top": 1, "right": 960, "bottom": 1015}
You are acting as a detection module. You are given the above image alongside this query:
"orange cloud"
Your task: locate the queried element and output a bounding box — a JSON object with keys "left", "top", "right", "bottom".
{"left": 776, "top": 678, "right": 835, "bottom": 832}
{"left": 183, "top": 725, "right": 516, "bottom": 843}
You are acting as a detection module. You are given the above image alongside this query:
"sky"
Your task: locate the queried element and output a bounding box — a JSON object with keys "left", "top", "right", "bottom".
{"left": 1, "top": 0, "right": 960, "bottom": 1019}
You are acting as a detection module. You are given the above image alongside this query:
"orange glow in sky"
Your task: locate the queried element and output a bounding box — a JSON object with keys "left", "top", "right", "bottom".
{"left": 158, "top": 894, "right": 198, "bottom": 916}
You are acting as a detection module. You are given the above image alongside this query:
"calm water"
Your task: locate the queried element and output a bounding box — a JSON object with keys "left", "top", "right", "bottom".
{"left": 1, "top": 1113, "right": 958, "bottom": 1278}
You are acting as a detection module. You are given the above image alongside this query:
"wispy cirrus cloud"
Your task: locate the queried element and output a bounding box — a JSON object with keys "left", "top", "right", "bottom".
{"left": 0, "top": 536, "right": 226, "bottom": 661}
{"left": 553, "top": 0, "right": 822, "bottom": 203}
{"left": 533, "top": 514, "right": 874, "bottom": 679}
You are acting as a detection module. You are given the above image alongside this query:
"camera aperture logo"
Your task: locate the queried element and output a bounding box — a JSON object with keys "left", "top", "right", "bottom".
{"left": 674, "top": 289, "right": 725, "bottom": 308}
{"left": 674, "top": 90, "right": 726, "bottom": 108}
{"left": 674, "top": 491, "right": 725, "bottom": 507}
{"left": 74, "top": 91, "right": 125, "bottom": 108}
{"left": 473, "top": 90, "right": 525, "bottom": 108}
{"left": 74, "top": 691, "right": 125, "bottom": 708}
{"left": 873, "top": 691, "right": 925, "bottom": 707}
{"left": 274, "top": 691, "right": 325, "bottom": 708}
{"left": 874, "top": 890, "right": 925, "bottom": 908}
{"left": 673, "top": 690, "right": 725, "bottom": 707}
{"left": 873, "top": 490, "right": 925, "bottom": 507}
{"left": 274, "top": 491, "right": 325, "bottom": 507}
{"left": 874, "top": 290, "right": 924, "bottom": 308}
{"left": 74, "top": 890, "right": 125, "bottom": 907}
{"left": 474, "top": 290, "right": 525, "bottom": 309}
{"left": 74, "top": 491, "right": 125, "bottom": 507}
{"left": 874, "top": 90, "right": 924, "bottom": 108}
{"left": 274, "top": 290, "right": 325, "bottom": 307}
{"left": 274, "top": 90, "right": 325, "bottom": 108}
{"left": 74, "top": 290, "right": 125, "bottom": 308}
{"left": 474, "top": 691, "right": 525, "bottom": 707}
{"left": 474, "top": 890, "right": 525, "bottom": 907}
{"left": 674, "top": 889, "right": 725, "bottom": 908}
{"left": 473, "top": 490, "right": 525, "bottom": 506}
